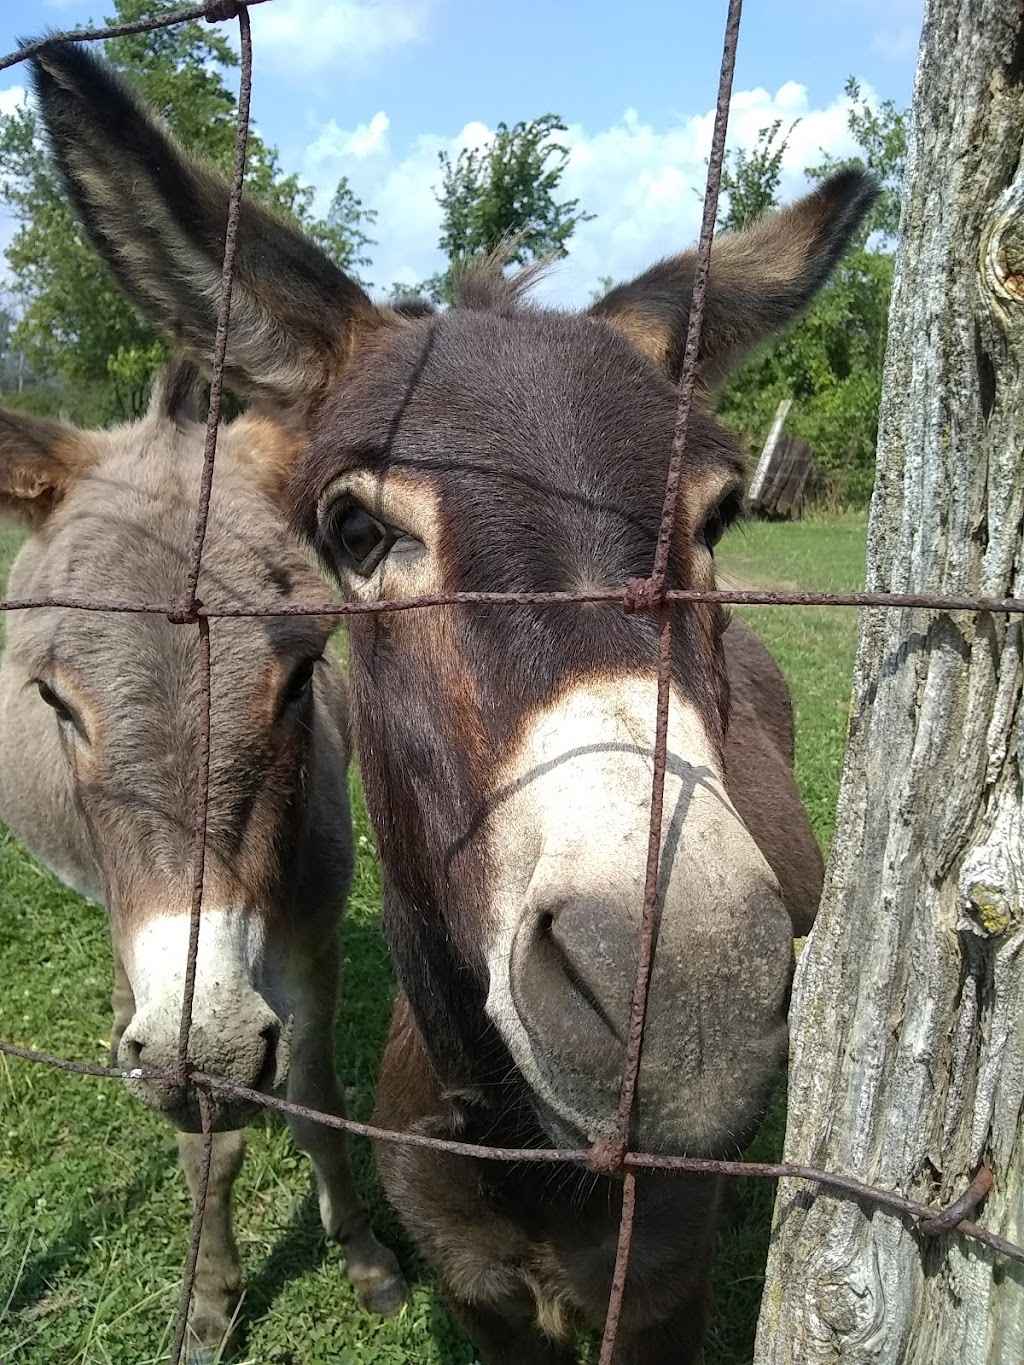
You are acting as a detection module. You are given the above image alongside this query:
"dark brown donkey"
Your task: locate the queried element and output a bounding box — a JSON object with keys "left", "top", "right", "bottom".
{"left": 30, "top": 40, "right": 873, "bottom": 1363}
{"left": 0, "top": 365, "right": 406, "bottom": 1361}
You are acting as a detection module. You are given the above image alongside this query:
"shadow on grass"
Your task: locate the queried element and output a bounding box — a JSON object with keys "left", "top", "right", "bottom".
{"left": 238, "top": 1186, "right": 329, "bottom": 1332}
{"left": 5, "top": 1165, "right": 176, "bottom": 1319}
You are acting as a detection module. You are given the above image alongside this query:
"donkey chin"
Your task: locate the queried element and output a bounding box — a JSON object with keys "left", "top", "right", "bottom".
{"left": 114, "top": 906, "right": 295, "bottom": 1133}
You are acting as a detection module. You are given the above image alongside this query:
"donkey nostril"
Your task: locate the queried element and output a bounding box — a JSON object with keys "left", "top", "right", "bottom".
{"left": 517, "top": 899, "right": 628, "bottom": 1045}
{"left": 120, "top": 1035, "right": 144, "bottom": 1071}
{"left": 252, "top": 1020, "right": 280, "bottom": 1092}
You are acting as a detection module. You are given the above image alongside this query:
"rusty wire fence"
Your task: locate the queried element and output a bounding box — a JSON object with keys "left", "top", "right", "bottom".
{"left": 1, "top": 2, "right": 1023, "bottom": 1363}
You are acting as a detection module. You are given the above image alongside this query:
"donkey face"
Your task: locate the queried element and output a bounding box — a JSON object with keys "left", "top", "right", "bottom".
{"left": 297, "top": 314, "right": 794, "bottom": 1153}
{"left": 0, "top": 370, "right": 347, "bottom": 1129}
{"left": 31, "top": 42, "right": 876, "bottom": 1152}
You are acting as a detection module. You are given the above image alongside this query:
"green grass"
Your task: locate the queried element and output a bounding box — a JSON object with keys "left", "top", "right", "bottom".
{"left": 0, "top": 516, "right": 868, "bottom": 1364}
{"left": 718, "top": 515, "right": 869, "bottom": 854}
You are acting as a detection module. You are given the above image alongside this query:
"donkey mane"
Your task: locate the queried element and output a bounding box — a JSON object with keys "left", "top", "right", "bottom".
{"left": 450, "top": 249, "right": 552, "bottom": 313}
{"left": 147, "top": 355, "right": 206, "bottom": 427}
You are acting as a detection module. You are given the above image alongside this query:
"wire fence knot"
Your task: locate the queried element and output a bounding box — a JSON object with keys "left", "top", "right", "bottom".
{"left": 920, "top": 1164, "right": 994, "bottom": 1236}
{"left": 167, "top": 597, "right": 202, "bottom": 626}
{"left": 204, "top": 0, "right": 246, "bottom": 22}
{"left": 588, "top": 1133, "right": 628, "bottom": 1177}
{"left": 622, "top": 576, "right": 665, "bottom": 614}
{"left": 169, "top": 1058, "right": 196, "bottom": 1090}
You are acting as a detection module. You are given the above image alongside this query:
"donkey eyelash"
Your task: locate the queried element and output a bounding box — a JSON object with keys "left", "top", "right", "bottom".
{"left": 31, "top": 677, "right": 88, "bottom": 739}
{"left": 318, "top": 496, "right": 406, "bottom": 579}
{"left": 701, "top": 490, "right": 745, "bottom": 552}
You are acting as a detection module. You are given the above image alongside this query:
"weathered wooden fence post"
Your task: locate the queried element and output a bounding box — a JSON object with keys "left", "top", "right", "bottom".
{"left": 754, "top": 1, "right": 1024, "bottom": 1360}
{"left": 749, "top": 398, "right": 792, "bottom": 505}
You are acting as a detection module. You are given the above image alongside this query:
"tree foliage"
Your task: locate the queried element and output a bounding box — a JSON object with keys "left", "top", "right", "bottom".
{"left": 0, "top": 0, "right": 376, "bottom": 423}
{"left": 418, "top": 114, "right": 593, "bottom": 304}
{"left": 311, "top": 176, "right": 377, "bottom": 276}
{"left": 717, "top": 118, "right": 794, "bottom": 232}
{"left": 716, "top": 79, "right": 908, "bottom": 507}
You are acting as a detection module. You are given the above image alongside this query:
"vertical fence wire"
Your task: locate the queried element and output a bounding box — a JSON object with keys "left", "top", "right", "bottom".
{"left": 171, "top": 3, "right": 254, "bottom": 1349}
{"left": 595, "top": 2, "right": 743, "bottom": 1357}
{"left": 182, "top": 3, "right": 254, "bottom": 613}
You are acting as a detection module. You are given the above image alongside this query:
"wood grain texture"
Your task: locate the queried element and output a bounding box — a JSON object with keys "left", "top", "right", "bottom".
{"left": 754, "top": 1, "right": 1024, "bottom": 1359}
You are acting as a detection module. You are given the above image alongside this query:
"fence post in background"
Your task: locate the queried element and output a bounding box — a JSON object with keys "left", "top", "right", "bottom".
{"left": 747, "top": 396, "right": 791, "bottom": 509}
{"left": 754, "top": 1, "right": 1024, "bottom": 1360}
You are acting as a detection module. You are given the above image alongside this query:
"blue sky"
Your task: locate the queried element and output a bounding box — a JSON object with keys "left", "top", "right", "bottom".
{"left": 0, "top": 0, "right": 923, "bottom": 304}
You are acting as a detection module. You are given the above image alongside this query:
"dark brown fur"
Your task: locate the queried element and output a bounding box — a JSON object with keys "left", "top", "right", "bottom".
{"left": 29, "top": 41, "right": 871, "bottom": 1363}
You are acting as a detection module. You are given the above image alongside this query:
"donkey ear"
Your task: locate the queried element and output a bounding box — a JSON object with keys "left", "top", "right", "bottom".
{"left": 30, "top": 41, "right": 387, "bottom": 410}
{"left": 590, "top": 169, "right": 879, "bottom": 391}
{"left": 0, "top": 408, "right": 96, "bottom": 529}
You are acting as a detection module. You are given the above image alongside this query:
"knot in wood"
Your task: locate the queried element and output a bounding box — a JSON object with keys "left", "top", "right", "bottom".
{"left": 623, "top": 577, "right": 665, "bottom": 613}
{"left": 997, "top": 226, "right": 1024, "bottom": 300}
{"left": 964, "top": 881, "right": 1015, "bottom": 937}
{"left": 984, "top": 189, "right": 1024, "bottom": 306}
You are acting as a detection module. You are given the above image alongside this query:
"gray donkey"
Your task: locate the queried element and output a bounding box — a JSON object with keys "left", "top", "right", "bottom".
{"left": 0, "top": 363, "right": 407, "bottom": 1360}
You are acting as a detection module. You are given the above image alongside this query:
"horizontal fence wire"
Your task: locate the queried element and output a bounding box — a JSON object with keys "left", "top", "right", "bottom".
{"left": 1, "top": 4, "right": 1023, "bottom": 1365}
{"left": 1, "top": 1037, "right": 1020, "bottom": 1268}
{"left": 0, "top": 587, "right": 1022, "bottom": 616}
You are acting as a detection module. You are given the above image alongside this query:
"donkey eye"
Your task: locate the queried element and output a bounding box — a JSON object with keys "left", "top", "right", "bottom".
{"left": 35, "top": 680, "right": 78, "bottom": 730}
{"left": 699, "top": 492, "right": 743, "bottom": 553}
{"left": 342, "top": 507, "right": 385, "bottom": 561}
{"left": 324, "top": 499, "right": 397, "bottom": 578}
{"left": 276, "top": 657, "right": 319, "bottom": 720}
{"left": 701, "top": 509, "right": 727, "bottom": 551}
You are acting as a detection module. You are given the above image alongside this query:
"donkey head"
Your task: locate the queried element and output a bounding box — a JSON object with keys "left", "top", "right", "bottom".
{"left": 0, "top": 364, "right": 349, "bottom": 1130}
{"left": 31, "top": 42, "right": 876, "bottom": 1153}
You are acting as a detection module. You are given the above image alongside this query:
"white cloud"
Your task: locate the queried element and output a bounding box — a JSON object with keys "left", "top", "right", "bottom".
{"left": 307, "top": 111, "right": 391, "bottom": 172}
{"left": 0, "top": 86, "right": 27, "bottom": 117}
{"left": 300, "top": 117, "right": 494, "bottom": 290}
{"left": 544, "top": 83, "right": 862, "bottom": 305}
{"left": 302, "top": 80, "right": 872, "bottom": 304}
{"left": 250, "top": 0, "right": 434, "bottom": 74}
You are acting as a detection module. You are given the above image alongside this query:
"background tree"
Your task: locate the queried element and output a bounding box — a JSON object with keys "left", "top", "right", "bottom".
{"left": 715, "top": 81, "right": 907, "bottom": 506}
{"left": 420, "top": 114, "right": 593, "bottom": 304}
{"left": 717, "top": 118, "right": 793, "bottom": 232}
{"left": 588, "top": 274, "right": 616, "bottom": 303}
{"left": 756, "top": 2, "right": 1024, "bottom": 1358}
{"left": 0, "top": 0, "right": 376, "bottom": 423}
{"left": 386, "top": 280, "right": 430, "bottom": 306}
{"left": 306, "top": 175, "right": 377, "bottom": 278}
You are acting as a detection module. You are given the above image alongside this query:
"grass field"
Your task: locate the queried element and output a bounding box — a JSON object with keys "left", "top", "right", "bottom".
{"left": 0, "top": 516, "right": 868, "bottom": 1365}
